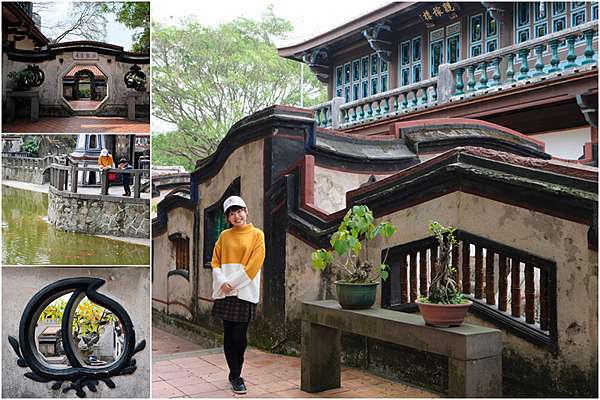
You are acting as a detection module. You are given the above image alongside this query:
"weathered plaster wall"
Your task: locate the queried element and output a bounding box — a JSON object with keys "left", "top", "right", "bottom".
{"left": 47, "top": 189, "right": 150, "bottom": 238}
{"left": 284, "top": 234, "right": 325, "bottom": 322}
{"left": 3, "top": 53, "right": 149, "bottom": 117}
{"left": 456, "top": 192, "right": 597, "bottom": 375}
{"left": 281, "top": 190, "right": 596, "bottom": 393}
{"left": 2, "top": 267, "right": 150, "bottom": 398}
{"left": 195, "top": 139, "right": 265, "bottom": 315}
{"left": 313, "top": 165, "right": 390, "bottom": 213}
{"left": 152, "top": 234, "right": 169, "bottom": 314}
{"left": 166, "top": 207, "right": 194, "bottom": 319}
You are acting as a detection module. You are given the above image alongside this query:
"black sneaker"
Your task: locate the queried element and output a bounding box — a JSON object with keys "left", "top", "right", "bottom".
{"left": 230, "top": 377, "right": 247, "bottom": 394}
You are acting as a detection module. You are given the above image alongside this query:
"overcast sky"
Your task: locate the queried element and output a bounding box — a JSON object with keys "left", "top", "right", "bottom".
{"left": 152, "top": 0, "right": 389, "bottom": 46}
{"left": 151, "top": 0, "right": 388, "bottom": 132}
{"left": 34, "top": 2, "right": 135, "bottom": 49}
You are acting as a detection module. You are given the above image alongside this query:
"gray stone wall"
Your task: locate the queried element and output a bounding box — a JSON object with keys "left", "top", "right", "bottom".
{"left": 48, "top": 189, "right": 149, "bottom": 238}
{"left": 2, "top": 164, "right": 47, "bottom": 184}
{"left": 2, "top": 267, "right": 150, "bottom": 398}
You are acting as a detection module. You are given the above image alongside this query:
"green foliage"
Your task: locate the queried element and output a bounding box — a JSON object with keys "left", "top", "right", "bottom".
{"left": 38, "top": 298, "right": 117, "bottom": 337}
{"left": 102, "top": 2, "right": 149, "bottom": 52}
{"left": 311, "top": 205, "right": 397, "bottom": 283}
{"left": 151, "top": 132, "right": 194, "bottom": 171}
{"left": 424, "top": 221, "right": 465, "bottom": 304}
{"left": 22, "top": 136, "right": 40, "bottom": 156}
{"left": 152, "top": 7, "right": 327, "bottom": 168}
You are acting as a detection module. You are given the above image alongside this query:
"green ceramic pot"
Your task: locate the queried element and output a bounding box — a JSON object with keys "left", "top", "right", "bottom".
{"left": 334, "top": 281, "right": 379, "bottom": 310}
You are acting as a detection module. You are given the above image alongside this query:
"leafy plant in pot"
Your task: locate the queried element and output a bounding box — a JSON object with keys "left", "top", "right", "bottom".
{"left": 416, "top": 221, "right": 472, "bottom": 327}
{"left": 311, "top": 205, "right": 397, "bottom": 309}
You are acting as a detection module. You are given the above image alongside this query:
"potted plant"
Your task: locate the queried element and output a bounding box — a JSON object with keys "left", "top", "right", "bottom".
{"left": 311, "top": 205, "right": 397, "bottom": 309}
{"left": 416, "top": 221, "right": 472, "bottom": 327}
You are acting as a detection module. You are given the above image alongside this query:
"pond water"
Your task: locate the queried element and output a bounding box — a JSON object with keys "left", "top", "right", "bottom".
{"left": 2, "top": 185, "right": 150, "bottom": 265}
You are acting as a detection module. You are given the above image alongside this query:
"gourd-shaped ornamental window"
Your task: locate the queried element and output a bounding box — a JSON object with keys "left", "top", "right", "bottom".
{"left": 8, "top": 65, "right": 45, "bottom": 90}
{"left": 123, "top": 64, "right": 146, "bottom": 92}
{"left": 8, "top": 277, "right": 146, "bottom": 398}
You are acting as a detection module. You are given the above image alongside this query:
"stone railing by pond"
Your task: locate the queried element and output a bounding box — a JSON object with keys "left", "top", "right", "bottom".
{"left": 48, "top": 163, "right": 150, "bottom": 238}
{"left": 49, "top": 163, "right": 149, "bottom": 199}
{"left": 2, "top": 154, "right": 65, "bottom": 184}
{"left": 311, "top": 21, "right": 597, "bottom": 129}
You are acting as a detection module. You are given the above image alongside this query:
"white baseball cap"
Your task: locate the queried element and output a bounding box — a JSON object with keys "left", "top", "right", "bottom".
{"left": 223, "top": 196, "right": 247, "bottom": 214}
{"left": 100, "top": 149, "right": 108, "bottom": 156}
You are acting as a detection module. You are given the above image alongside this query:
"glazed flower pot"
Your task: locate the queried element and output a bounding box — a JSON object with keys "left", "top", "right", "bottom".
{"left": 335, "top": 281, "right": 379, "bottom": 310}
{"left": 416, "top": 299, "right": 473, "bottom": 327}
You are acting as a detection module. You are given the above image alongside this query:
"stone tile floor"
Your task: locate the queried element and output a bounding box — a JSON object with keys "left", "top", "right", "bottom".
{"left": 152, "top": 327, "right": 437, "bottom": 398}
{"left": 3, "top": 116, "right": 149, "bottom": 133}
{"left": 67, "top": 99, "right": 104, "bottom": 110}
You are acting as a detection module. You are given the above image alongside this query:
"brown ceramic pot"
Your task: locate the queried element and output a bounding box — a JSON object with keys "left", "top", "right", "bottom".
{"left": 415, "top": 299, "right": 473, "bottom": 327}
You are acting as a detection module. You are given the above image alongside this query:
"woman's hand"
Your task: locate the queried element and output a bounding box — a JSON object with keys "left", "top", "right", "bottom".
{"left": 221, "top": 282, "right": 234, "bottom": 294}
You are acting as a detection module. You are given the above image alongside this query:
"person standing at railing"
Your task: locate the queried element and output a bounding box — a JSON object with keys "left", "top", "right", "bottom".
{"left": 97, "top": 149, "right": 115, "bottom": 193}
{"left": 118, "top": 157, "right": 133, "bottom": 197}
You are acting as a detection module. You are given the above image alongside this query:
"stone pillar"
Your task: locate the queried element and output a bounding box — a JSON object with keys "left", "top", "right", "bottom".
{"left": 300, "top": 320, "right": 341, "bottom": 392}
{"left": 5, "top": 90, "right": 16, "bottom": 122}
{"left": 436, "top": 64, "right": 454, "bottom": 104}
{"left": 30, "top": 95, "right": 39, "bottom": 122}
{"left": 127, "top": 92, "right": 138, "bottom": 121}
{"left": 330, "top": 97, "right": 345, "bottom": 129}
{"left": 448, "top": 354, "right": 503, "bottom": 397}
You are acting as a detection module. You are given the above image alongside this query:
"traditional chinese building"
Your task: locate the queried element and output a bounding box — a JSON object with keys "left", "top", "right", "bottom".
{"left": 153, "top": 2, "right": 598, "bottom": 397}
{"left": 2, "top": 2, "right": 150, "bottom": 120}
{"left": 279, "top": 1, "right": 598, "bottom": 162}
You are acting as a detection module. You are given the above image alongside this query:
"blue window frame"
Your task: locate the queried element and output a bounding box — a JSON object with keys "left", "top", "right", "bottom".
{"left": 429, "top": 28, "right": 444, "bottom": 78}
{"left": 398, "top": 36, "right": 421, "bottom": 87}
{"left": 470, "top": 12, "right": 497, "bottom": 55}
{"left": 335, "top": 52, "right": 386, "bottom": 103}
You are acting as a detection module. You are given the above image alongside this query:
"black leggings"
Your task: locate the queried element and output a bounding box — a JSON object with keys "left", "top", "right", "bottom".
{"left": 223, "top": 320, "right": 249, "bottom": 380}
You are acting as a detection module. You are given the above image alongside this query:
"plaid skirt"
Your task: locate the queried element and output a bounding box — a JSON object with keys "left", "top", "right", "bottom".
{"left": 212, "top": 296, "right": 256, "bottom": 322}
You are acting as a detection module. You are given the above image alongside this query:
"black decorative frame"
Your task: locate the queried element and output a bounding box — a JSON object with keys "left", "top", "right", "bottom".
{"left": 123, "top": 64, "right": 146, "bottom": 92}
{"left": 202, "top": 177, "right": 241, "bottom": 269}
{"left": 8, "top": 277, "right": 146, "bottom": 398}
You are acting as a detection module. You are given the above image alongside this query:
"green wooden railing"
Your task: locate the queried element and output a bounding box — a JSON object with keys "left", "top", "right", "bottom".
{"left": 310, "top": 20, "right": 597, "bottom": 130}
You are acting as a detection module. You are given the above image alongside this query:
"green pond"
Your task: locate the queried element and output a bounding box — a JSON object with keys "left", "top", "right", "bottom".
{"left": 2, "top": 185, "right": 150, "bottom": 265}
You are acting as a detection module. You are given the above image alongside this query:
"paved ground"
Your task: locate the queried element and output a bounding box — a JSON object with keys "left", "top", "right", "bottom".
{"left": 3, "top": 116, "right": 149, "bottom": 133}
{"left": 152, "top": 327, "right": 437, "bottom": 398}
{"left": 67, "top": 99, "right": 103, "bottom": 110}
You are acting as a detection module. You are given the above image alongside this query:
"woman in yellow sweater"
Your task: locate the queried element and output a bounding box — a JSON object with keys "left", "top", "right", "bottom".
{"left": 211, "top": 195, "right": 265, "bottom": 395}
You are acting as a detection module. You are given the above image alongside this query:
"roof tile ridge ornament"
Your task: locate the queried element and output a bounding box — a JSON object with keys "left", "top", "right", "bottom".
{"left": 302, "top": 47, "right": 330, "bottom": 83}
{"left": 362, "top": 20, "right": 392, "bottom": 62}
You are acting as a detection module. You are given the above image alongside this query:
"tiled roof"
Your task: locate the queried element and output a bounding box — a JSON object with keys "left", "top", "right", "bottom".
{"left": 64, "top": 65, "right": 106, "bottom": 79}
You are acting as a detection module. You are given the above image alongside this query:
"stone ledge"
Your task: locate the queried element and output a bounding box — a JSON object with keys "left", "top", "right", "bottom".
{"left": 49, "top": 186, "right": 149, "bottom": 205}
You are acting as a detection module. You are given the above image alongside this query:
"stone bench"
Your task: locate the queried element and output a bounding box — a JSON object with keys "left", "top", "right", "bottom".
{"left": 301, "top": 300, "right": 502, "bottom": 397}
{"left": 5, "top": 89, "right": 39, "bottom": 122}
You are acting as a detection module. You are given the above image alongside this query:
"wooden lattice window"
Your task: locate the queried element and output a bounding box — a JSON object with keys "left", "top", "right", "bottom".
{"left": 168, "top": 233, "right": 189, "bottom": 271}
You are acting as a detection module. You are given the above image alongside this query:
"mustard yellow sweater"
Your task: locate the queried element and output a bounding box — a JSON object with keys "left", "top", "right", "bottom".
{"left": 211, "top": 224, "right": 265, "bottom": 303}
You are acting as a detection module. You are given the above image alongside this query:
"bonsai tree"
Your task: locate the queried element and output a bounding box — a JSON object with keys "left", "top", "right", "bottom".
{"left": 420, "top": 221, "right": 465, "bottom": 304}
{"left": 311, "top": 205, "right": 397, "bottom": 283}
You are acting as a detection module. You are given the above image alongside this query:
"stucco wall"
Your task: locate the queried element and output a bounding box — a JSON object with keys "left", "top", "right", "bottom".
{"left": 314, "top": 165, "right": 390, "bottom": 213}
{"left": 3, "top": 53, "right": 149, "bottom": 117}
{"left": 165, "top": 207, "right": 194, "bottom": 319}
{"left": 357, "top": 191, "right": 596, "bottom": 380}
{"left": 47, "top": 189, "right": 150, "bottom": 238}
{"left": 2, "top": 267, "right": 150, "bottom": 398}
{"left": 195, "top": 140, "right": 265, "bottom": 315}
